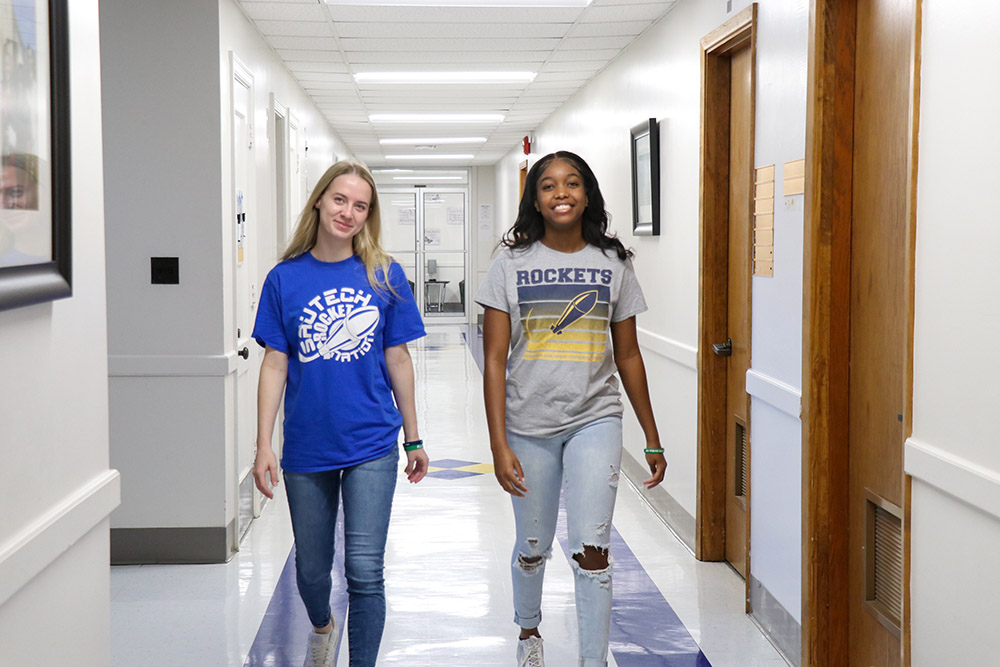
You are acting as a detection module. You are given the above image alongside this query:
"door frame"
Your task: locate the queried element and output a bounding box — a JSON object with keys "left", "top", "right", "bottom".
{"left": 695, "top": 3, "right": 756, "bottom": 593}
{"left": 801, "top": 0, "right": 921, "bottom": 664}
{"left": 229, "top": 51, "right": 257, "bottom": 547}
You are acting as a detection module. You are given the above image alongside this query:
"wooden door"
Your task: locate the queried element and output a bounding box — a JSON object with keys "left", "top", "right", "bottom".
{"left": 724, "top": 45, "right": 752, "bottom": 578}
{"left": 848, "top": 1, "right": 912, "bottom": 664}
{"left": 696, "top": 6, "right": 755, "bottom": 582}
{"left": 802, "top": 0, "right": 917, "bottom": 663}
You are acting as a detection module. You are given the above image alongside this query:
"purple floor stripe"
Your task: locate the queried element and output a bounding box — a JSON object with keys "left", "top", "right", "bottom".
{"left": 553, "top": 504, "right": 711, "bottom": 666}
{"left": 467, "top": 324, "right": 711, "bottom": 665}
{"left": 245, "top": 328, "right": 713, "bottom": 665}
{"left": 245, "top": 509, "right": 348, "bottom": 666}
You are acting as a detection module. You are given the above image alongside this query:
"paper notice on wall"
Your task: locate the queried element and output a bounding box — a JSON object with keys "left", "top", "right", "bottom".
{"left": 398, "top": 207, "right": 415, "bottom": 225}
{"left": 447, "top": 207, "right": 464, "bottom": 225}
{"left": 478, "top": 204, "right": 493, "bottom": 233}
{"left": 424, "top": 228, "right": 441, "bottom": 246}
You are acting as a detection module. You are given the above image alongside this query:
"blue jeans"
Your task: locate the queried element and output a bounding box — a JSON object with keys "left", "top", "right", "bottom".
{"left": 283, "top": 447, "right": 398, "bottom": 667}
{"left": 507, "top": 416, "right": 623, "bottom": 667}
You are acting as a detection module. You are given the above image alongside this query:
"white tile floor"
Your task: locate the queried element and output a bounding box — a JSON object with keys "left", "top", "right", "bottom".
{"left": 110, "top": 326, "right": 788, "bottom": 666}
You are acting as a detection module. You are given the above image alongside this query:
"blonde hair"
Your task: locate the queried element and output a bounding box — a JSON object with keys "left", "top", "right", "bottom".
{"left": 282, "top": 161, "right": 397, "bottom": 296}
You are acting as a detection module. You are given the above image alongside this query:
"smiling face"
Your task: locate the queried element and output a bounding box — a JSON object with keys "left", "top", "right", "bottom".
{"left": 314, "top": 173, "right": 373, "bottom": 246}
{"left": 534, "top": 158, "right": 588, "bottom": 233}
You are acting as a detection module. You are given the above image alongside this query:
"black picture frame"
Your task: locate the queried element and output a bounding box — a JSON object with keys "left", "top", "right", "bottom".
{"left": 0, "top": 0, "right": 71, "bottom": 312}
{"left": 630, "top": 118, "right": 660, "bottom": 236}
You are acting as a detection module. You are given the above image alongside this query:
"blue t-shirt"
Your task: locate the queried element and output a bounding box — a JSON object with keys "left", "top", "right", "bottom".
{"left": 252, "top": 253, "right": 425, "bottom": 472}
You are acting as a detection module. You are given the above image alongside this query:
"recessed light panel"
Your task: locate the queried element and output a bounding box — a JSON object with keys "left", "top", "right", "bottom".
{"left": 386, "top": 154, "right": 475, "bottom": 160}
{"left": 356, "top": 71, "right": 536, "bottom": 84}
{"left": 370, "top": 114, "right": 504, "bottom": 124}
{"left": 327, "top": 0, "right": 590, "bottom": 6}
{"left": 379, "top": 137, "right": 488, "bottom": 145}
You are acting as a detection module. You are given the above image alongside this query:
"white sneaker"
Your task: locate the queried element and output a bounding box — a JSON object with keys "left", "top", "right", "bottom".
{"left": 304, "top": 616, "right": 339, "bottom": 667}
{"left": 517, "top": 635, "right": 544, "bottom": 667}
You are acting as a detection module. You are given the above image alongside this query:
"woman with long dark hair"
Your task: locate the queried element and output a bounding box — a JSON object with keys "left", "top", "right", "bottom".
{"left": 476, "top": 151, "right": 666, "bottom": 667}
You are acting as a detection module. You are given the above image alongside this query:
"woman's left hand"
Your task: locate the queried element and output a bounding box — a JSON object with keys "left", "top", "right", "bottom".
{"left": 643, "top": 442, "right": 667, "bottom": 489}
{"left": 405, "top": 447, "right": 429, "bottom": 483}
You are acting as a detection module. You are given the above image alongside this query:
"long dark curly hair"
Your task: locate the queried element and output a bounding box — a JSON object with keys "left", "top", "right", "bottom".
{"left": 500, "top": 150, "right": 632, "bottom": 260}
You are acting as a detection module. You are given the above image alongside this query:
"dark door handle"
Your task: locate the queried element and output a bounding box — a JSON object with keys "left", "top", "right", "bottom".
{"left": 238, "top": 347, "right": 249, "bottom": 360}
{"left": 712, "top": 338, "right": 732, "bottom": 356}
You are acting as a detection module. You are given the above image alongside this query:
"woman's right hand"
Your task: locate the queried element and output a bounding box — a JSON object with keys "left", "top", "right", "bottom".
{"left": 253, "top": 444, "right": 279, "bottom": 499}
{"left": 492, "top": 445, "right": 529, "bottom": 497}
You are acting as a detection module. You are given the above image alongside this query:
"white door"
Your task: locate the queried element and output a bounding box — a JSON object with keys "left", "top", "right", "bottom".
{"left": 381, "top": 187, "right": 469, "bottom": 323}
{"left": 231, "top": 55, "right": 258, "bottom": 538}
{"left": 288, "top": 113, "right": 304, "bottom": 233}
{"left": 270, "top": 95, "right": 288, "bottom": 258}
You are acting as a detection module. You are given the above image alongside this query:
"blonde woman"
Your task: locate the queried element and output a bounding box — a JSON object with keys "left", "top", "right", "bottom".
{"left": 253, "top": 161, "right": 428, "bottom": 667}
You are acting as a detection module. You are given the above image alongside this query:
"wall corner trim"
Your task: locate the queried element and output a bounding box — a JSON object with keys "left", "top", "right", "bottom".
{"left": 746, "top": 369, "right": 802, "bottom": 419}
{"left": 905, "top": 437, "right": 1000, "bottom": 521}
{"left": 636, "top": 326, "right": 697, "bottom": 370}
{"left": 108, "top": 353, "right": 236, "bottom": 377}
{"left": 0, "top": 469, "right": 121, "bottom": 606}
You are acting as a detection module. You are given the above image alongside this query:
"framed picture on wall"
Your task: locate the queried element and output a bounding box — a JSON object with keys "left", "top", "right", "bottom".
{"left": 630, "top": 118, "right": 660, "bottom": 236}
{"left": 0, "top": 0, "right": 71, "bottom": 311}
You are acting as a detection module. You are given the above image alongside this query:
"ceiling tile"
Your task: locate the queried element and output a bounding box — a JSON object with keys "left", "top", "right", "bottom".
{"left": 238, "top": 2, "right": 328, "bottom": 22}
{"left": 254, "top": 20, "right": 333, "bottom": 37}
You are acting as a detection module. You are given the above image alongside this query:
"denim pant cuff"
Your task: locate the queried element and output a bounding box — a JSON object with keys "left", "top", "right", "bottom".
{"left": 513, "top": 611, "right": 542, "bottom": 629}
{"left": 579, "top": 660, "right": 607, "bottom": 667}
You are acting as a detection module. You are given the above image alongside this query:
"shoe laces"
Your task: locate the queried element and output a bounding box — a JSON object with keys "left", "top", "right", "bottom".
{"left": 309, "top": 634, "right": 329, "bottom": 666}
{"left": 520, "top": 638, "right": 543, "bottom": 667}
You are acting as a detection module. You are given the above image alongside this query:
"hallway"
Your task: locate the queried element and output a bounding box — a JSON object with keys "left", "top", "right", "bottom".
{"left": 110, "top": 327, "right": 787, "bottom": 666}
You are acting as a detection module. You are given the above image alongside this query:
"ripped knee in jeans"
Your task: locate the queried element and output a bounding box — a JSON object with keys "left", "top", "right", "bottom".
{"left": 571, "top": 544, "right": 613, "bottom": 588}
{"left": 515, "top": 540, "right": 552, "bottom": 574}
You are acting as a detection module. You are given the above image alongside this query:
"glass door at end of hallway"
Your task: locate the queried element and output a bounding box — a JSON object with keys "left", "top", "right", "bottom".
{"left": 381, "top": 188, "right": 469, "bottom": 323}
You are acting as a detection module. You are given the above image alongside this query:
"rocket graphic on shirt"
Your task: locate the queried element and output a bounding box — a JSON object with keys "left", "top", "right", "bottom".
{"left": 516, "top": 267, "right": 612, "bottom": 363}
{"left": 297, "top": 286, "right": 380, "bottom": 363}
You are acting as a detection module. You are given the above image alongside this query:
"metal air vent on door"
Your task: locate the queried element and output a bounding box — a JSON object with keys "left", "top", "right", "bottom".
{"left": 864, "top": 490, "right": 903, "bottom": 636}
{"left": 735, "top": 419, "right": 748, "bottom": 498}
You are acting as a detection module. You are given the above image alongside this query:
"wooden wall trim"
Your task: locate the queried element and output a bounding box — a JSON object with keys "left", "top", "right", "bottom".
{"left": 696, "top": 3, "right": 756, "bottom": 562}
{"left": 801, "top": 0, "right": 856, "bottom": 665}
{"left": 901, "top": 3, "right": 922, "bottom": 664}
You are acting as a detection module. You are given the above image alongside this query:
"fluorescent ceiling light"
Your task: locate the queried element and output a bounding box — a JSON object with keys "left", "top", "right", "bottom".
{"left": 356, "top": 71, "right": 535, "bottom": 84}
{"left": 327, "top": 1, "right": 590, "bottom": 6}
{"left": 380, "top": 137, "right": 487, "bottom": 145}
{"left": 372, "top": 168, "right": 414, "bottom": 173}
{"left": 371, "top": 113, "right": 504, "bottom": 124}
{"left": 394, "top": 176, "right": 464, "bottom": 181}
{"left": 386, "top": 154, "right": 474, "bottom": 160}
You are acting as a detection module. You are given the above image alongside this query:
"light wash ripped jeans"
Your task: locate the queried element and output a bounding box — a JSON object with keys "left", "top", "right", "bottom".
{"left": 506, "top": 415, "right": 623, "bottom": 667}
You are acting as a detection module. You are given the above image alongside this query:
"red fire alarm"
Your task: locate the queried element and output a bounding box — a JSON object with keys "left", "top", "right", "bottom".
{"left": 522, "top": 136, "right": 531, "bottom": 155}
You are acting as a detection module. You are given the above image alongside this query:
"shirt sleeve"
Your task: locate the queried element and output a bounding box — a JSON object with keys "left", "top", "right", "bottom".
{"left": 382, "top": 262, "right": 426, "bottom": 348}
{"left": 253, "top": 268, "right": 290, "bottom": 353}
{"left": 474, "top": 251, "right": 510, "bottom": 313}
{"left": 612, "top": 258, "right": 648, "bottom": 322}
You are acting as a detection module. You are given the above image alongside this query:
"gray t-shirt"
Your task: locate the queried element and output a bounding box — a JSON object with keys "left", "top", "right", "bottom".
{"left": 475, "top": 242, "right": 647, "bottom": 438}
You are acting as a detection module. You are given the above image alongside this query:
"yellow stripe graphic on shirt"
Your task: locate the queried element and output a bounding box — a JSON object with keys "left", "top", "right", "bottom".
{"left": 523, "top": 351, "right": 605, "bottom": 362}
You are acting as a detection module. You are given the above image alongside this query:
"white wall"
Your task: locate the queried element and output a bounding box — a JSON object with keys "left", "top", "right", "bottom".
{"left": 471, "top": 164, "right": 497, "bottom": 314}
{"left": 492, "top": 0, "right": 807, "bottom": 628}
{"left": 746, "top": 0, "right": 807, "bottom": 624}
{"left": 102, "top": 0, "right": 230, "bottom": 535}
{"left": 103, "top": 0, "right": 346, "bottom": 548}
{"left": 0, "top": 1, "right": 120, "bottom": 663}
{"left": 908, "top": 1, "right": 1000, "bottom": 663}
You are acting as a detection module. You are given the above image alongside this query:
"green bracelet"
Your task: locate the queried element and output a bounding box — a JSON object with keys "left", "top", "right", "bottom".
{"left": 402, "top": 440, "right": 424, "bottom": 452}
{"left": 644, "top": 448, "right": 664, "bottom": 454}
